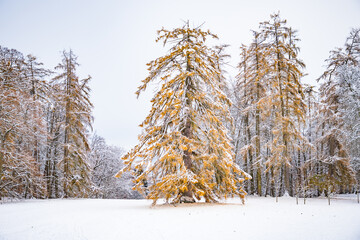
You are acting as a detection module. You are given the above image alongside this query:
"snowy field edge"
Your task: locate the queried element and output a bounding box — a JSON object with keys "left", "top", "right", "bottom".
{"left": 1, "top": 195, "right": 359, "bottom": 240}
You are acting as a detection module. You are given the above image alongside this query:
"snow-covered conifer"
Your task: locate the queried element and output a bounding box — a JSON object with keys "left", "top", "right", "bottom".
{"left": 116, "top": 23, "right": 250, "bottom": 205}
{"left": 0, "top": 47, "right": 46, "bottom": 199}
{"left": 313, "top": 29, "right": 359, "bottom": 195}
{"left": 53, "top": 50, "right": 94, "bottom": 198}
{"left": 235, "top": 32, "right": 268, "bottom": 196}
{"left": 259, "top": 13, "right": 307, "bottom": 196}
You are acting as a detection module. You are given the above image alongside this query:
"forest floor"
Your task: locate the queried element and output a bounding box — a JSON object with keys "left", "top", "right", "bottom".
{"left": 0, "top": 194, "right": 359, "bottom": 240}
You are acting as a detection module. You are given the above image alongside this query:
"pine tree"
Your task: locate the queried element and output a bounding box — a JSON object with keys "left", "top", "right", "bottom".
{"left": 53, "top": 50, "right": 94, "bottom": 198}
{"left": 116, "top": 24, "right": 250, "bottom": 205}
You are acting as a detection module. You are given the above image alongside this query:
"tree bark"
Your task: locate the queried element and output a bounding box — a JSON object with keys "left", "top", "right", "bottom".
{"left": 180, "top": 39, "right": 195, "bottom": 203}
{"left": 255, "top": 42, "right": 262, "bottom": 196}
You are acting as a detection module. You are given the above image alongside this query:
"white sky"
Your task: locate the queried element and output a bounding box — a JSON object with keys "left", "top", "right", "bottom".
{"left": 1, "top": 0, "right": 359, "bottom": 149}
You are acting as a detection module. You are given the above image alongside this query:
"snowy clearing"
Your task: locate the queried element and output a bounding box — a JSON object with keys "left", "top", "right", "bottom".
{"left": 0, "top": 195, "right": 359, "bottom": 240}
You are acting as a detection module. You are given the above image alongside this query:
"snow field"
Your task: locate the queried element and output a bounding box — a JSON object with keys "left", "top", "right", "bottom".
{"left": 0, "top": 195, "right": 359, "bottom": 240}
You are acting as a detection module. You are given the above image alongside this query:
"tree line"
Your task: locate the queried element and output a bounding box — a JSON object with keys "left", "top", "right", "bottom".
{"left": 1, "top": 13, "right": 359, "bottom": 202}
{"left": 0, "top": 48, "right": 138, "bottom": 199}
{"left": 230, "top": 13, "right": 359, "bottom": 200}
{"left": 118, "top": 14, "right": 359, "bottom": 204}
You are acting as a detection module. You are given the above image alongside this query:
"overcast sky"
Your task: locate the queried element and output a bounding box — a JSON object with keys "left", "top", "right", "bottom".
{"left": 1, "top": 0, "right": 359, "bottom": 149}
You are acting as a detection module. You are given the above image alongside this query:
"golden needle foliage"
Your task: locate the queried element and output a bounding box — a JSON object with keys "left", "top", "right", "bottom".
{"left": 116, "top": 23, "right": 250, "bottom": 205}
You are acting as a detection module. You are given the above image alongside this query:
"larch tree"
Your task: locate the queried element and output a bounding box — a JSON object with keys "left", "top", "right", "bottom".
{"left": 319, "top": 28, "right": 360, "bottom": 82}
{"left": 23, "top": 54, "right": 50, "bottom": 165}
{"left": 44, "top": 83, "right": 63, "bottom": 198}
{"left": 235, "top": 31, "right": 268, "bottom": 196}
{"left": 234, "top": 44, "right": 254, "bottom": 194}
{"left": 336, "top": 66, "right": 360, "bottom": 188}
{"left": 301, "top": 85, "right": 318, "bottom": 198}
{"left": 116, "top": 24, "right": 250, "bottom": 205}
{"left": 315, "top": 73, "right": 356, "bottom": 196}
{"left": 260, "top": 13, "right": 307, "bottom": 197}
{"left": 53, "top": 50, "right": 94, "bottom": 198}
{"left": 314, "top": 28, "right": 359, "bottom": 196}
{"left": 0, "top": 45, "right": 99, "bottom": 200}
{"left": 0, "top": 47, "right": 45, "bottom": 199}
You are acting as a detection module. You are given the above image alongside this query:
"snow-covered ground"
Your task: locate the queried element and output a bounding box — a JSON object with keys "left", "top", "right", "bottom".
{"left": 0, "top": 195, "right": 359, "bottom": 240}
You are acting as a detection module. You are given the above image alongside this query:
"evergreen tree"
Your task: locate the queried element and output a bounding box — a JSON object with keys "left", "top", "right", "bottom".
{"left": 116, "top": 24, "right": 250, "bottom": 205}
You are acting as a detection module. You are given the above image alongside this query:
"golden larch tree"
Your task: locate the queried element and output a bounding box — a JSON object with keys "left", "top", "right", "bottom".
{"left": 116, "top": 23, "right": 250, "bottom": 205}
{"left": 0, "top": 47, "right": 46, "bottom": 199}
{"left": 53, "top": 50, "right": 94, "bottom": 198}
{"left": 235, "top": 31, "right": 268, "bottom": 196}
{"left": 260, "top": 13, "right": 307, "bottom": 196}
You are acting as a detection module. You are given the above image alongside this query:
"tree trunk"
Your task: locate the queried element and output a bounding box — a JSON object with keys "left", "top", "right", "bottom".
{"left": 254, "top": 38, "right": 262, "bottom": 196}
{"left": 255, "top": 96, "right": 261, "bottom": 196}
{"left": 44, "top": 154, "right": 51, "bottom": 198}
{"left": 245, "top": 113, "right": 254, "bottom": 194}
{"left": 45, "top": 109, "right": 55, "bottom": 198}
{"left": 181, "top": 117, "right": 195, "bottom": 203}
{"left": 244, "top": 154, "right": 248, "bottom": 193}
{"left": 274, "top": 23, "right": 291, "bottom": 196}
{"left": 180, "top": 43, "right": 195, "bottom": 203}
{"left": 0, "top": 151, "right": 4, "bottom": 199}
{"left": 270, "top": 168, "right": 275, "bottom": 197}
{"left": 265, "top": 170, "right": 270, "bottom": 196}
